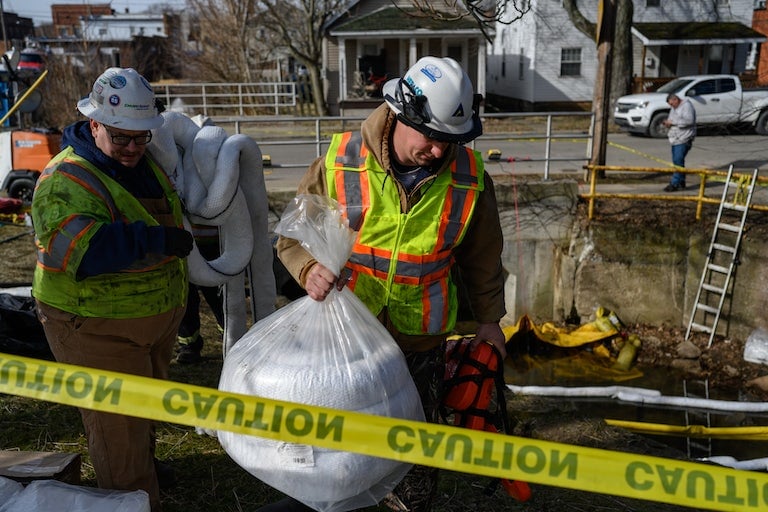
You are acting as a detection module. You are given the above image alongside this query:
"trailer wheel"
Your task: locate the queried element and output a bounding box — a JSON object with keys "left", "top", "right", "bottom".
{"left": 648, "top": 112, "right": 669, "bottom": 139}
{"left": 9, "top": 178, "right": 36, "bottom": 204}
{"left": 755, "top": 110, "right": 768, "bottom": 135}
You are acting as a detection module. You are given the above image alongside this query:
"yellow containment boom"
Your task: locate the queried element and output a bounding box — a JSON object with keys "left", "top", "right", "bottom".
{"left": 605, "top": 419, "right": 768, "bottom": 441}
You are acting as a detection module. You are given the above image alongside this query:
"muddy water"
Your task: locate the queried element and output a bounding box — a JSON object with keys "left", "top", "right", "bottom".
{"left": 504, "top": 353, "right": 768, "bottom": 465}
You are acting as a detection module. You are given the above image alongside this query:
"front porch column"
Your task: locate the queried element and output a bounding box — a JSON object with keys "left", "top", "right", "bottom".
{"left": 477, "top": 36, "right": 486, "bottom": 110}
{"left": 339, "top": 38, "right": 347, "bottom": 99}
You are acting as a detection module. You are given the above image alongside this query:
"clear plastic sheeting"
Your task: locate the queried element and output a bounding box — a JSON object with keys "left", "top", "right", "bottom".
{"left": 0, "top": 478, "right": 150, "bottom": 512}
{"left": 0, "top": 477, "right": 23, "bottom": 506}
{"left": 218, "top": 195, "right": 424, "bottom": 512}
{"left": 744, "top": 328, "right": 768, "bottom": 366}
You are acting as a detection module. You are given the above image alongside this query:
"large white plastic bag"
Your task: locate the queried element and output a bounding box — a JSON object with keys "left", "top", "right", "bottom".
{"left": 0, "top": 479, "right": 150, "bottom": 512}
{"left": 218, "top": 195, "right": 424, "bottom": 512}
{"left": 0, "top": 476, "right": 23, "bottom": 507}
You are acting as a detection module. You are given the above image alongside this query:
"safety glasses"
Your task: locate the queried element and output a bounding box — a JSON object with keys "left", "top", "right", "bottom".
{"left": 104, "top": 125, "right": 152, "bottom": 146}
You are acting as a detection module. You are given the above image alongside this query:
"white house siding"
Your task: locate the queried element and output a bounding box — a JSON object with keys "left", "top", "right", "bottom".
{"left": 488, "top": 0, "right": 758, "bottom": 106}
{"left": 80, "top": 14, "right": 167, "bottom": 42}
{"left": 487, "top": 6, "right": 537, "bottom": 104}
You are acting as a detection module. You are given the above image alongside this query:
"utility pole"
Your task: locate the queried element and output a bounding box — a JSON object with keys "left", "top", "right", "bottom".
{"left": 590, "top": 0, "right": 616, "bottom": 174}
{"left": 0, "top": 0, "right": 7, "bottom": 52}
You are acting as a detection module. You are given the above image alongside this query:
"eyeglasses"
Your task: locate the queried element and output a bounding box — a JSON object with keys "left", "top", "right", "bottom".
{"left": 103, "top": 125, "right": 152, "bottom": 146}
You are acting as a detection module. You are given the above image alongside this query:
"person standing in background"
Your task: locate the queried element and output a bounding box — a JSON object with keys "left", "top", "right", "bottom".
{"left": 31, "top": 67, "right": 193, "bottom": 512}
{"left": 663, "top": 92, "right": 696, "bottom": 192}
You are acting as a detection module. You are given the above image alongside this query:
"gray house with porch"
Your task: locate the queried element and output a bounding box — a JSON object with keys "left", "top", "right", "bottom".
{"left": 323, "top": 0, "right": 490, "bottom": 116}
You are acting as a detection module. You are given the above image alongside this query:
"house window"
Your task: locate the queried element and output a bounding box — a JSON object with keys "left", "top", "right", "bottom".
{"left": 646, "top": 0, "right": 660, "bottom": 6}
{"left": 518, "top": 48, "right": 525, "bottom": 80}
{"left": 560, "top": 48, "right": 581, "bottom": 76}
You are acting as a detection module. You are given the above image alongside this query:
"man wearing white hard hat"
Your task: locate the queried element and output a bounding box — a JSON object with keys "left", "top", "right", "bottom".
{"left": 31, "top": 67, "right": 192, "bottom": 511}
{"left": 274, "top": 56, "right": 506, "bottom": 512}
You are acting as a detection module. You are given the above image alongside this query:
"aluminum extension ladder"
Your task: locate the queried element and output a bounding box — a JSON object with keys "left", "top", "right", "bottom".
{"left": 685, "top": 165, "right": 759, "bottom": 347}
{"left": 683, "top": 378, "right": 711, "bottom": 461}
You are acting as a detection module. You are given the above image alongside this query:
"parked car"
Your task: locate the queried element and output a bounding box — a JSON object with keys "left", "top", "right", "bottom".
{"left": 16, "top": 50, "right": 45, "bottom": 73}
{"left": 613, "top": 74, "right": 768, "bottom": 138}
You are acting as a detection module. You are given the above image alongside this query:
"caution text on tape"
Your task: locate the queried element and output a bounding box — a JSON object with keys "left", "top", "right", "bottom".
{"left": 2, "top": 353, "right": 768, "bottom": 512}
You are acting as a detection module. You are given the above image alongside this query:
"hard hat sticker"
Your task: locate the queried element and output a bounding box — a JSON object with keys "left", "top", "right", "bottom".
{"left": 452, "top": 104, "right": 465, "bottom": 118}
{"left": 110, "top": 75, "right": 127, "bottom": 89}
{"left": 125, "top": 103, "right": 151, "bottom": 111}
{"left": 109, "top": 95, "right": 121, "bottom": 107}
{"left": 405, "top": 76, "right": 423, "bottom": 96}
{"left": 419, "top": 64, "right": 443, "bottom": 83}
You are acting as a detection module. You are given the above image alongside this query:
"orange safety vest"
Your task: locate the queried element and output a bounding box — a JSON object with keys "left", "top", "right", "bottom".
{"left": 325, "top": 131, "right": 483, "bottom": 335}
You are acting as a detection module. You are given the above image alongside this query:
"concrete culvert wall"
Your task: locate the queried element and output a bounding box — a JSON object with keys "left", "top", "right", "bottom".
{"left": 488, "top": 179, "right": 768, "bottom": 342}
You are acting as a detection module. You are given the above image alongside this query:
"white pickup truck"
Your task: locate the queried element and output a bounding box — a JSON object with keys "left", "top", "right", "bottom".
{"left": 613, "top": 74, "right": 768, "bottom": 138}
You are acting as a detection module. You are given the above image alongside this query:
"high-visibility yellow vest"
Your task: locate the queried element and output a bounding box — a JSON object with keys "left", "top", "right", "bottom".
{"left": 325, "top": 131, "right": 484, "bottom": 335}
{"left": 32, "top": 148, "right": 187, "bottom": 318}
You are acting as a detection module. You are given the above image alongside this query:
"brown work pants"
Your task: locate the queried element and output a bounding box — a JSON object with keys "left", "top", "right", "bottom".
{"left": 36, "top": 301, "right": 185, "bottom": 512}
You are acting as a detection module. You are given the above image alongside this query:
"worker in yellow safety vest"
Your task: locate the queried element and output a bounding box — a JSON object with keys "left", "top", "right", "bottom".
{"left": 31, "top": 67, "right": 192, "bottom": 512}
{"left": 274, "top": 56, "right": 506, "bottom": 512}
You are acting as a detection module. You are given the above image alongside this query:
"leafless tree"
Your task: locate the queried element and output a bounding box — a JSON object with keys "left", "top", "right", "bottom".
{"left": 185, "top": 0, "right": 265, "bottom": 83}
{"left": 403, "top": 0, "right": 530, "bottom": 42}
{"left": 257, "top": 0, "right": 350, "bottom": 116}
{"left": 406, "top": 0, "right": 634, "bottom": 104}
{"left": 34, "top": 38, "right": 120, "bottom": 130}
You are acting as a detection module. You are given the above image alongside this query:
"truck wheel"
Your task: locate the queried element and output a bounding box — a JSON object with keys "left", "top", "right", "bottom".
{"left": 755, "top": 110, "right": 768, "bottom": 135}
{"left": 9, "top": 178, "right": 36, "bottom": 204}
{"left": 648, "top": 112, "right": 669, "bottom": 139}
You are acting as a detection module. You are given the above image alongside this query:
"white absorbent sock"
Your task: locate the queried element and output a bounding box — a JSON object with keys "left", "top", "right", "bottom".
{"left": 149, "top": 112, "right": 276, "bottom": 353}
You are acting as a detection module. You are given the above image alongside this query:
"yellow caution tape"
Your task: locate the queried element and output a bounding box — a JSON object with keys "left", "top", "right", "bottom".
{"left": 606, "top": 419, "right": 768, "bottom": 441}
{"left": 3, "top": 352, "right": 768, "bottom": 511}
{"left": 607, "top": 141, "right": 675, "bottom": 168}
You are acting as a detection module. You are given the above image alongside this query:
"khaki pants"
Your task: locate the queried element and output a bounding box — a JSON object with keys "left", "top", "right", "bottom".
{"left": 36, "top": 301, "right": 185, "bottom": 512}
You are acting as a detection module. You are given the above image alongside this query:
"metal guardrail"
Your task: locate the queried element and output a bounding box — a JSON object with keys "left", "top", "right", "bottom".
{"left": 152, "top": 82, "right": 299, "bottom": 116}
{"left": 146, "top": 86, "right": 768, "bottom": 220}
{"left": 583, "top": 165, "right": 768, "bottom": 220}
{"left": 149, "top": 80, "right": 595, "bottom": 173}
{"left": 209, "top": 111, "right": 596, "bottom": 180}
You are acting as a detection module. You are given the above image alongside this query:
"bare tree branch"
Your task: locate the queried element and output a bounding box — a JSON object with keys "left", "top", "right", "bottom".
{"left": 402, "top": 0, "right": 531, "bottom": 43}
{"left": 257, "top": 0, "right": 349, "bottom": 115}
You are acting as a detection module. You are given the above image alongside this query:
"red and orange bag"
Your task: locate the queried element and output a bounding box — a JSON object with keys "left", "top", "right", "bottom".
{"left": 442, "top": 337, "right": 532, "bottom": 502}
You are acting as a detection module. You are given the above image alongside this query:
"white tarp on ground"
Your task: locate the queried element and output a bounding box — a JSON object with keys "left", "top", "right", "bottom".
{"left": 0, "top": 478, "right": 149, "bottom": 512}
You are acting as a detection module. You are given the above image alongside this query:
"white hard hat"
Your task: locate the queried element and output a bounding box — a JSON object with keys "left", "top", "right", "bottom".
{"left": 77, "top": 67, "right": 163, "bottom": 130}
{"left": 382, "top": 56, "right": 482, "bottom": 143}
